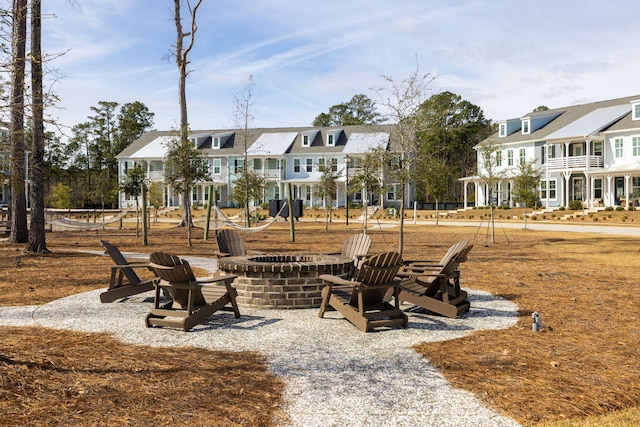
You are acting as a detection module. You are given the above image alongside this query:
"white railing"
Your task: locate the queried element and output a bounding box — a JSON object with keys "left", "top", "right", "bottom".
{"left": 147, "top": 171, "right": 163, "bottom": 180}
{"left": 546, "top": 155, "right": 603, "bottom": 169}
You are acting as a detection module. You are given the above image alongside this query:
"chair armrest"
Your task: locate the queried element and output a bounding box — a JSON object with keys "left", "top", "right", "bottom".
{"left": 110, "top": 262, "right": 151, "bottom": 271}
{"left": 198, "top": 274, "right": 238, "bottom": 284}
{"left": 319, "top": 274, "right": 360, "bottom": 287}
{"left": 212, "top": 251, "right": 231, "bottom": 258}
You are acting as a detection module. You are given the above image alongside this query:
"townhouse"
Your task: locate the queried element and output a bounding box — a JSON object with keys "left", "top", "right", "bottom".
{"left": 463, "top": 95, "right": 640, "bottom": 210}
{"left": 116, "top": 125, "right": 399, "bottom": 210}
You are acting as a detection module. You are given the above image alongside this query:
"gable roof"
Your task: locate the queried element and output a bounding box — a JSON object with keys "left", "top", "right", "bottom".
{"left": 478, "top": 95, "right": 640, "bottom": 147}
{"left": 545, "top": 104, "right": 631, "bottom": 141}
{"left": 342, "top": 132, "right": 389, "bottom": 154}
{"left": 247, "top": 132, "right": 298, "bottom": 156}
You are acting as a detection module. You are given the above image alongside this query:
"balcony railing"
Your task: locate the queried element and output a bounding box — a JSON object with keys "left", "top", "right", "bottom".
{"left": 546, "top": 155, "right": 603, "bottom": 170}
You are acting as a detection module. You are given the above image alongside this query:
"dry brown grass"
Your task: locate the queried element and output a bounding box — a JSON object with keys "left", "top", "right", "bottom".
{"left": 1, "top": 216, "right": 640, "bottom": 426}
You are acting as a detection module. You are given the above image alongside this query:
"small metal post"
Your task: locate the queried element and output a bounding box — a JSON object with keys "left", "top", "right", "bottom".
{"left": 532, "top": 312, "right": 540, "bottom": 332}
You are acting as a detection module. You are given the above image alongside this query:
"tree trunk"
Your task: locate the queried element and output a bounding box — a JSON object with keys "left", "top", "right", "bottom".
{"left": 25, "top": 0, "right": 49, "bottom": 253}
{"left": 9, "top": 0, "right": 28, "bottom": 244}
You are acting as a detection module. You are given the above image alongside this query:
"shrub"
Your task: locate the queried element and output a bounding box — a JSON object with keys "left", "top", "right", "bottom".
{"left": 568, "top": 200, "right": 583, "bottom": 210}
{"left": 604, "top": 206, "right": 614, "bottom": 211}
{"left": 616, "top": 206, "right": 625, "bottom": 211}
{"left": 558, "top": 206, "right": 566, "bottom": 211}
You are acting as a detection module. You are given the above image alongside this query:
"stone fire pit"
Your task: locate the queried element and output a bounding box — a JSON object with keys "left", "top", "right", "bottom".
{"left": 217, "top": 254, "right": 353, "bottom": 309}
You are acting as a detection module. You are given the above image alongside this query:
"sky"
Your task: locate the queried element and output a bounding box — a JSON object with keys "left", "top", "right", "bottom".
{"left": 41, "top": 0, "right": 640, "bottom": 139}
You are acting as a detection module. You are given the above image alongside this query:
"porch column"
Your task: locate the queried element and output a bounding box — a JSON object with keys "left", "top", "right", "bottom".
{"left": 625, "top": 174, "right": 631, "bottom": 207}
{"left": 463, "top": 181, "right": 468, "bottom": 209}
{"left": 606, "top": 175, "right": 613, "bottom": 207}
{"left": 563, "top": 171, "right": 571, "bottom": 209}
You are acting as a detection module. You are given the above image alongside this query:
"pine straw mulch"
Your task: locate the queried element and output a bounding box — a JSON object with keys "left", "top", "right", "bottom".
{"left": 1, "top": 221, "right": 640, "bottom": 426}
{"left": 0, "top": 326, "right": 286, "bottom": 426}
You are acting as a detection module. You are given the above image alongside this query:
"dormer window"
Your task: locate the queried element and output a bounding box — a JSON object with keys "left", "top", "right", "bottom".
{"left": 327, "top": 134, "right": 335, "bottom": 146}
{"left": 213, "top": 137, "right": 220, "bottom": 149}
{"left": 302, "top": 135, "right": 310, "bottom": 147}
{"left": 633, "top": 101, "right": 640, "bottom": 121}
{"left": 499, "top": 123, "right": 506, "bottom": 137}
{"left": 522, "top": 119, "right": 530, "bottom": 135}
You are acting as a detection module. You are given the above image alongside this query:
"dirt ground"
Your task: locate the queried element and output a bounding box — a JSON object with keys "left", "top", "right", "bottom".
{"left": 1, "top": 211, "right": 640, "bottom": 426}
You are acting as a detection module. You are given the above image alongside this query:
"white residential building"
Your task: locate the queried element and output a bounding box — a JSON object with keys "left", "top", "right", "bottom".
{"left": 462, "top": 95, "right": 640, "bottom": 210}
{"left": 116, "top": 125, "right": 399, "bottom": 210}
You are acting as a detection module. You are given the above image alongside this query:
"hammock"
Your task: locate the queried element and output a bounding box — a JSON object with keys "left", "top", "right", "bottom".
{"left": 208, "top": 204, "right": 287, "bottom": 233}
{"left": 48, "top": 210, "right": 131, "bottom": 230}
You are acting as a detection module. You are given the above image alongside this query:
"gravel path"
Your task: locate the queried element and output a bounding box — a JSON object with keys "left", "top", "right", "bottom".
{"left": 0, "top": 253, "right": 521, "bottom": 426}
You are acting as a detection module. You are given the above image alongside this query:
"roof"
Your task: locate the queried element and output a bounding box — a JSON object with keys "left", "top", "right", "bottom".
{"left": 544, "top": 104, "right": 631, "bottom": 141}
{"left": 342, "top": 132, "right": 389, "bottom": 154}
{"left": 117, "top": 125, "right": 399, "bottom": 160}
{"left": 247, "top": 132, "right": 298, "bottom": 156}
{"left": 477, "top": 95, "right": 640, "bottom": 147}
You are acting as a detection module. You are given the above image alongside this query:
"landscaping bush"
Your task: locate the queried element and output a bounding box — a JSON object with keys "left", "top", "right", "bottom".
{"left": 568, "top": 200, "right": 583, "bottom": 210}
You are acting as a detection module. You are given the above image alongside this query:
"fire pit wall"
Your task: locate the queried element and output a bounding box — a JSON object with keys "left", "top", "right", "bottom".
{"left": 217, "top": 254, "right": 353, "bottom": 309}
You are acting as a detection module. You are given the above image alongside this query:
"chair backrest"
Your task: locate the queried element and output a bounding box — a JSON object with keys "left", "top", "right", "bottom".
{"left": 150, "top": 252, "right": 205, "bottom": 306}
{"left": 438, "top": 240, "right": 468, "bottom": 267}
{"left": 100, "top": 239, "right": 141, "bottom": 285}
{"left": 216, "top": 229, "right": 247, "bottom": 257}
{"left": 342, "top": 233, "right": 371, "bottom": 261}
{"left": 351, "top": 251, "right": 404, "bottom": 307}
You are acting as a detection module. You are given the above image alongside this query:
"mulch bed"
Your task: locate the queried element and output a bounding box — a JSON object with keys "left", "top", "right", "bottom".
{"left": 2, "top": 221, "right": 640, "bottom": 425}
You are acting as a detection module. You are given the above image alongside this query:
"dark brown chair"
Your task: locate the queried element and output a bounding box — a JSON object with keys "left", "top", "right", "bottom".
{"left": 318, "top": 251, "right": 408, "bottom": 332}
{"left": 212, "top": 229, "right": 264, "bottom": 258}
{"left": 396, "top": 240, "right": 472, "bottom": 318}
{"left": 147, "top": 252, "right": 239, "bottom": 331}
{"left": 99, "top": 240, "right": 156, "bottom": 303}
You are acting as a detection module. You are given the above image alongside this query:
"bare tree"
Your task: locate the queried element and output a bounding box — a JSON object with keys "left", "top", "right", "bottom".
{"left": 172, "top": 0, "right": 203, "bottom": 227}
{"left": 232, "top": 75, "right": 255, "bottom": 227}
{"left": 8, "top": 0, "right": 28, "bottom": 243}
{"left": 372, "top": 64, "right": 435, "bottom": 253}
{"left": 25, "top": 0, "right": 49, "bottom": 253}
{"left": 476, "top": 136, "right": 505, "bottom": 244}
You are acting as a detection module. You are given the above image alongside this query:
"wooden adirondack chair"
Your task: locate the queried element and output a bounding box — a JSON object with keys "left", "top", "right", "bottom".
{"left": 213, "top": 229, "right": 264, "bottom": 258}
{"left": 99, "top": 240, "right": 157, "bottom": 303}
{"left": 397, "top": 241, "right": 472, "bottom": 318}
{"left": 328, "top": 233, "right": 372, "bottom": 275}
{"left": 318, "top": 251, "right": 408, "bottom": 332}
{"left": 147, "top": 252, "right": 239, "bottom": 331}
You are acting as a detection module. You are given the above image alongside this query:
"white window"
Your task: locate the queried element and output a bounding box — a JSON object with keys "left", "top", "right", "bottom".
{"left": 496, "top": 151, "right": 502, "bottom": 167}
{"left": 593, "top": 141, "right": 603, "bottom": 156}
{"left": 615, "top": 138, "right": 624, "bottom": 158}
{"left": 305, "top": 185, "right": 312, "bottom": 201}
{"left": 499, "top": 123, "right": 506, "bottom": 137}
{"left": 234, "top": 159, "right": 244, "bottom": 173}
{"left": 633, "top": 137, "right": 640, "bottom": 157}
{"left": 213, "top": 137, "right": 220, "bottom": 149}
{"left": 331, "top": 158, "right": 338, "bottom": 172}
{"left": 302, "top": 135, "right": 310, "bottom": 147}
{"left": 507, "top": 150, "right": 513, "bottom": 166}
{"left": 387, "top": 184, "right": 400, "bottom": 200}
{"left": 522, "top": 119, "right": 530, "bottom": 135}
{"left": 327, "top": 134, "right": 335, "bottom": 146}
{"left": 519, "top": 148, "right": 526, "bottom": 165}
{"left": 633, "top": 103, "right": 640, "bottom": 121}
{"left": 305, "top": 158, "right": 313, "bottom": 172}
{"left": 293, "top": 158, "right": 301, "bottom": 173}
{"left": 540, "top": 179, "right": 557, "bottom": 200}
{"left": 212, "top": 159, "right": 221, "bottom": 174}
{"left": 192, "top": 187, "right": 198, "bottom": 202}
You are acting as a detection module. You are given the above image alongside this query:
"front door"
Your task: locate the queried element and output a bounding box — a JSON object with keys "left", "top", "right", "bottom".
{"left": 615, "top": 177, "right": 625, "bottom": 205}
{"left": 571, "top": 177, "right": 584, "bottom": 201}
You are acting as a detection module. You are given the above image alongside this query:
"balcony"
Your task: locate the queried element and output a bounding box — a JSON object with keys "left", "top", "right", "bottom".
{"left": 546, "top": 155, "right": 603, "bottom": 170}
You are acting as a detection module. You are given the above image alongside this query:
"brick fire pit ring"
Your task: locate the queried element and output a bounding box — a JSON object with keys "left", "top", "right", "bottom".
{"left": 217, "top": 254, "right": 354, "bottom": 309}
